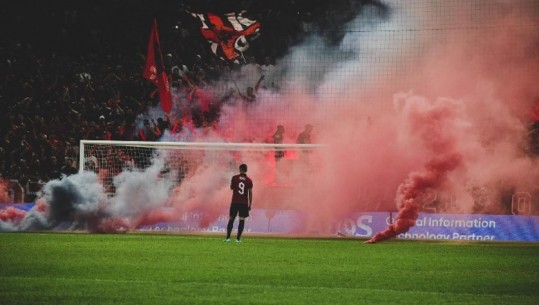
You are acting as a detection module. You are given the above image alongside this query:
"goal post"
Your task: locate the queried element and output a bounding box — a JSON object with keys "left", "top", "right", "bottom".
{"left": 79, "top": 140, "right": 327, "bottom": 196}
{"left": 79, "top": 140, "right": 327, "bottom": 171}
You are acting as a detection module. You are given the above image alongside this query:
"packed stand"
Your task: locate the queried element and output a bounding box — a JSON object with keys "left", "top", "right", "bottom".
{"left": 1, "top": 0, "right": 371, "bottom": 192}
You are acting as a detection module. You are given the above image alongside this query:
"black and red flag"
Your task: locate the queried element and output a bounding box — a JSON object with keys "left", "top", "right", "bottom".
{"left": 190, "top": 11, "right": 260, "bottom": 64}
{"left": 143, "top": 18, "right": 172, "bottom": 113}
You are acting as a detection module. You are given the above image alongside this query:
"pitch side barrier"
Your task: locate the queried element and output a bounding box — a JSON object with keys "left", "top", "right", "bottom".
{"left": 3, "top": 203, "right": 537, "bottom": 242}
{"left": 138, "top": 210, "right": 539, "bottom": 242}
{"left": 337, "top": 212, "right": 539, "bottom": 242}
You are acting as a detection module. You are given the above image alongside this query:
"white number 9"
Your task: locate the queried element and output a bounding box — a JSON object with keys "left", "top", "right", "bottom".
{"left": 238, "top": 182, "right": 245, "bottom": 195}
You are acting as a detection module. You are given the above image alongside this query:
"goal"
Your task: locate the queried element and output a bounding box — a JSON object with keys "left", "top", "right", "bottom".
{"left": 79, "top": 140, "right": 326, "bottom": 196}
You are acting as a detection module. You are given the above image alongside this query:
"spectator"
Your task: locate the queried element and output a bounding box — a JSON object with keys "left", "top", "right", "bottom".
{"left": 43, "top": 156, "right": 62, "bottom": 181}
{"left": 239, "top": 75, "right": 265, "bottom": 103}
{"left": 296, "top": 124, "right": 314, "bottom": 163}
{"left": 60, "top": 158, "right": 78, "bottom": 176}
{"left": 138, "top": 119, "right": 160, "bottom": 141}
{"left": 260, "top": 56, "right": 279, "bottom": 90}
{"left": 273, "top": 125, "right": 285, "bottom": 162}
{"left": 296, "top": 124, "right": 313, "bottom": 144}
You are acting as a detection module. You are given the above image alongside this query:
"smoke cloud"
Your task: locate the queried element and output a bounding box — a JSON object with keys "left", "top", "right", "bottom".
{"left": 2, "top": 1, "right": 539, "bottom": 238}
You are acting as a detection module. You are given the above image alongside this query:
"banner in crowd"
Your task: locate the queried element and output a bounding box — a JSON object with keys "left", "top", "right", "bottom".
{"left": 143, "top": 18, "right": 172, "bottom": 113}
{"left": 190, "top": 11, "right": 261, "bottom": 64}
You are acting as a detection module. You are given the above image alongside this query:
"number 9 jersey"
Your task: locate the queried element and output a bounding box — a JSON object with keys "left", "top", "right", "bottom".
{"left": 230, "top": 173, "right": 253, "bottom": 204}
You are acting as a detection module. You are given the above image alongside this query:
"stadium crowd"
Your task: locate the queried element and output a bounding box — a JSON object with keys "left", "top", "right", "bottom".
{"left": 1, "top": 0, "right": 368, "bottom": 200}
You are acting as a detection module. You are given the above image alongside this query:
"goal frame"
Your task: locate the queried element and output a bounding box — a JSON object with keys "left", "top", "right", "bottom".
{"left": 79, "top": 140, "right": 327, "bottom": 174}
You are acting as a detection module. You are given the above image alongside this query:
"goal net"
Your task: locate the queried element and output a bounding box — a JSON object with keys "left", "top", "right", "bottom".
{"left": 80, "top": 140, "right": 327, "bottom": 203}
{"left": 78, "top": 139, "right": 343, "bottom": 233}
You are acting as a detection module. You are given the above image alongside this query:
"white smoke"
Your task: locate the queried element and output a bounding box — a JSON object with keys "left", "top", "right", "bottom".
{"left": 108, "top": 158, "right": 174, "bottom": 217}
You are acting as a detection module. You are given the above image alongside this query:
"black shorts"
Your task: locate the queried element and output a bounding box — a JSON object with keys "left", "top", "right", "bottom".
{"left": 230, "top": 203, "right": 250, "bottom": 218}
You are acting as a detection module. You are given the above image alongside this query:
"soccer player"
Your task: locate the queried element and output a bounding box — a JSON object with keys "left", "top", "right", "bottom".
{"left": 225, "top": 164, "right": 253, "bottom": 242}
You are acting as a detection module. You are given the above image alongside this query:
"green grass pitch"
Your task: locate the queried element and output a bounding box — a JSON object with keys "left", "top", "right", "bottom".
{"left": 1, "top": 233, "right": 538, "bottom": 305}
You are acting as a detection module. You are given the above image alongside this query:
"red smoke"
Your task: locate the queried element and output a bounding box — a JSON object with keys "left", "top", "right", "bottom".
{"left": 132, "top": 208, "right": 178, "bottom": 228}
{"left": 90, "top": 217, "right": 130, "bottom": 233}
{"left": 365, "top": 92, "right": 467, "bottom": 243}
{"left": 366, "top": 153, "right": 462, "bottom": 243}
{"left": 34, "top": 198, "right": 48, "bottom": 213}
{"left": 0, "top": 206, "right": 27, "bottom": 223}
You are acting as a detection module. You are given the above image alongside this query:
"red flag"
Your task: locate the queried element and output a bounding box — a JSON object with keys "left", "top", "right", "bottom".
{"left": 143, "top": 18, "right": 172, "bottom": 113}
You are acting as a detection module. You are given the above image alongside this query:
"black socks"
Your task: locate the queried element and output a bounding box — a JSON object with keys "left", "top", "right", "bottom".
{"left": 226, "top": 218, "right": 245, "bottom": 240}
{"left": 237, "top": 220, "right": 245, "bottom": 240}
{"left": 226, "top": 219, "right": 234, "bottom": 239}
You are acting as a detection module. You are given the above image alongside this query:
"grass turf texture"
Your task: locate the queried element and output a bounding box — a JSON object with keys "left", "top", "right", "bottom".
{"left": 1, "top": 233, "right": 538, "bottom": 305}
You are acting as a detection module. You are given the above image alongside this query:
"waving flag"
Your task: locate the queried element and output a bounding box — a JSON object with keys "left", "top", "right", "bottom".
{"left": 143, "top": 18, "right": 172, "bottom": 113}
{"left": 191, "top": 11, "right": 260, "bottom": 64}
